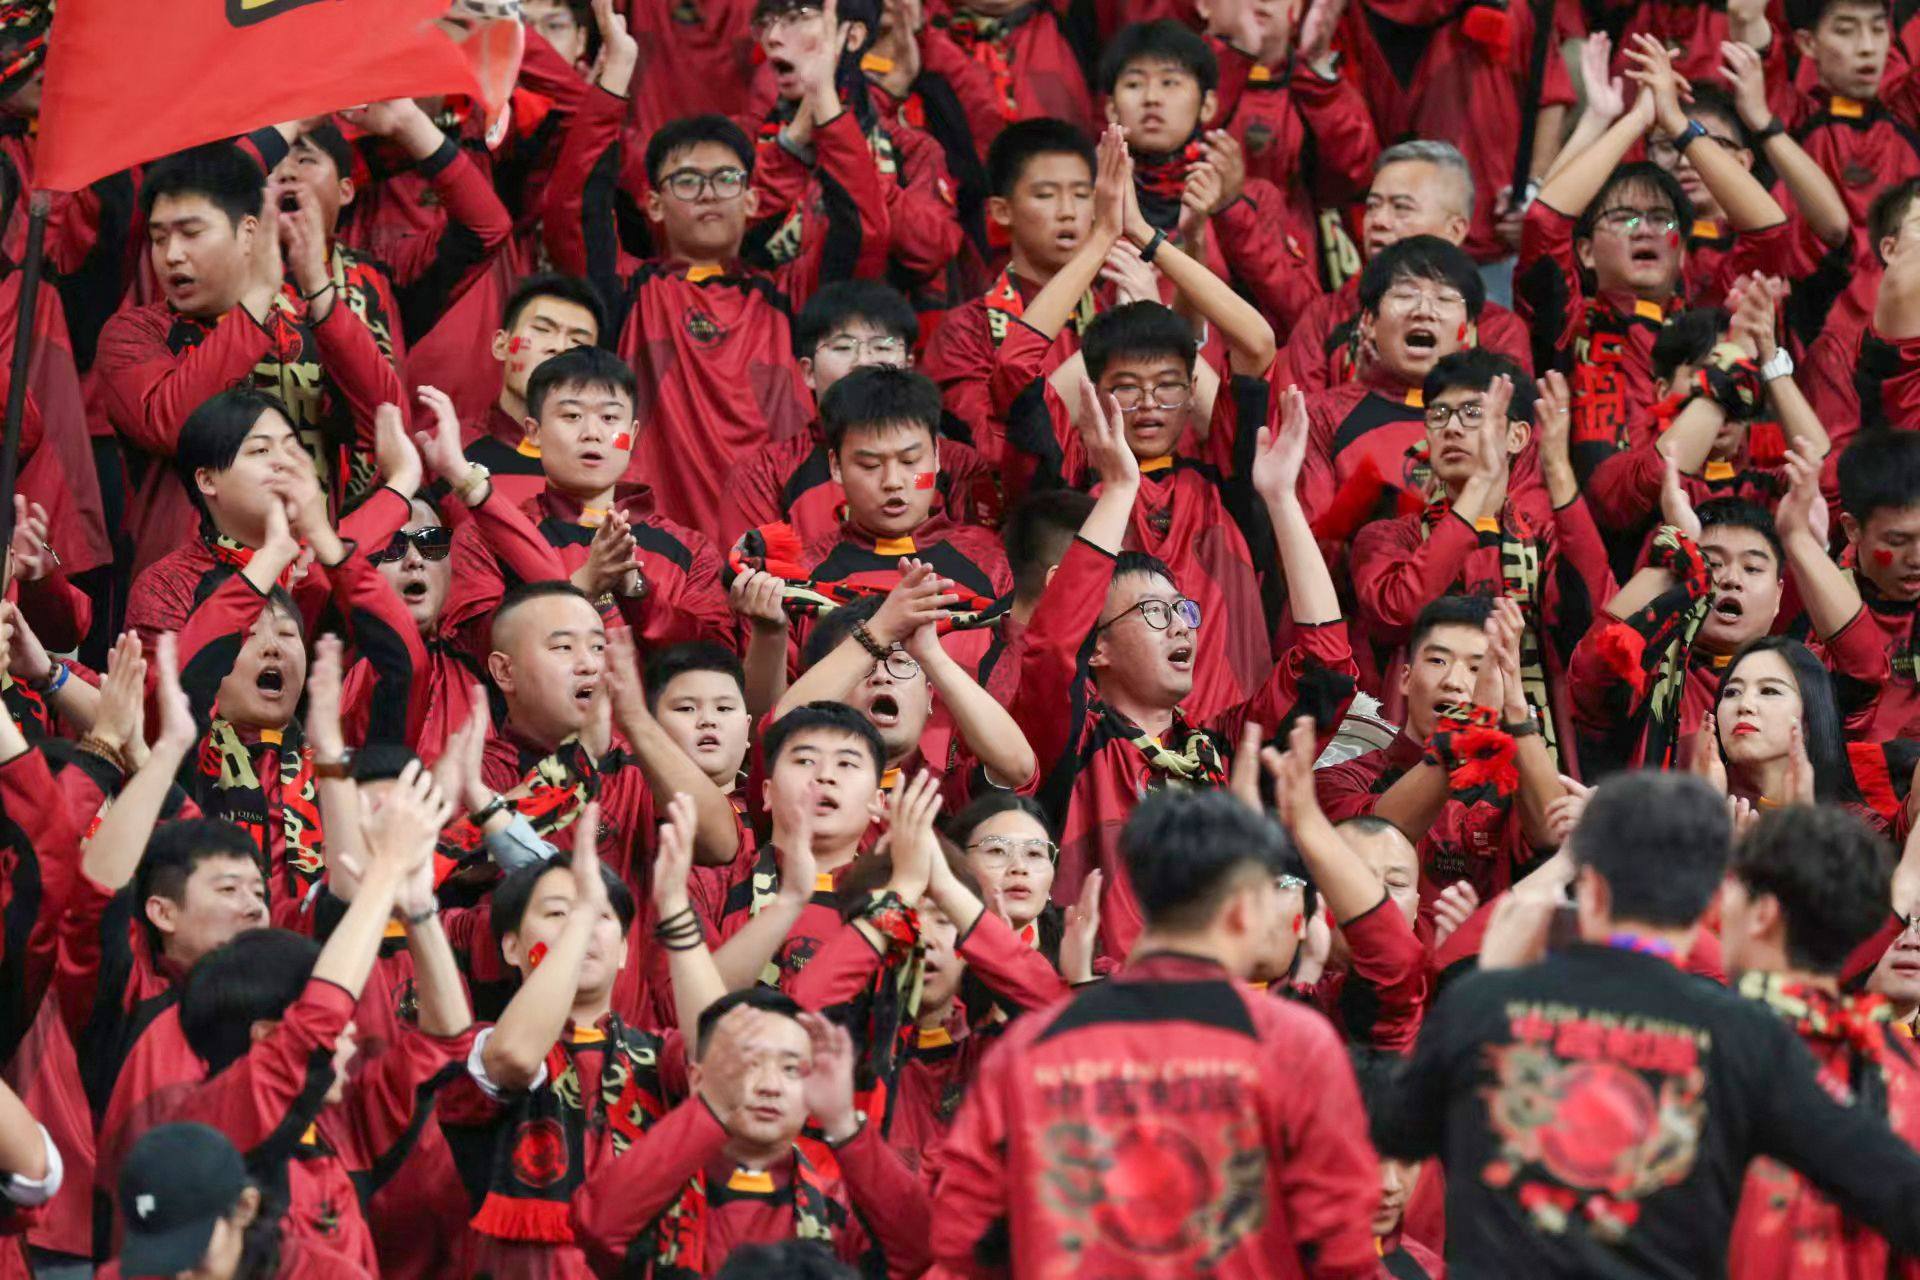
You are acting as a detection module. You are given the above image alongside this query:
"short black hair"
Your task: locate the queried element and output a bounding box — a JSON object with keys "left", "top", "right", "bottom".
{"left": 695, "top": 985, "right": 805, "bottom": 1058}
{"left": 1081, "top": 301, "right": 1197, "bottom": 384}
{"left": 986, "top": 117, "right": 1096, "bottom": 197}
{"left": 1785, "top": 0, "right": 1887, "bottom": 30}
{"left": 1409, "top": 595, "right": 1494, "bottom": 654}
{"left": 1097, "top": 19, "right": 1218, "bottom": 95}
{"left": 1870, "top": 177, "right": 1920, "bottom": 263}
{"left": 134, "top": 819, "right": 262, "bottom": 957}
{"left": 945, "top": 791, "right": 1050, "bottom": 847}
{"left": 1422, "top": 349, "right": 1538, "bottom": 427}
{"left": 1721, "top": 637, "right": 1861, "bottom": 805}
{"left": 140, "top": 141, "right": 265, "bottom": 227}
{"left": 1358, "top": 235, "right": 1486, "bottom": 318}
{"left": 501, "top": 271, "right": 605, "bottom": 341}
{"left": 715, "top": 1242, "right": 857, "bottom": 1280}
{"left": 645, "top": 114, "right": 755, "bottom": 187}
{"left": 488, "top": 849, "right": 637, "bottom": 941}
{"left": 1732, "top": 806, "right": 1892, "bottom": 974}
{"left": 793, "top": 281, "right": 917, "bottom": 357}
{"left": 177, "top": 389, "right": 295, "bottom": 493}
{"left": 1003, "top": 489, "right": 1095, "bottom": 601}
{"left": 1651, "top": 308, "right": 1727, "bottom": 383}
{"left": 292, "top": 122, "right": 356, "bottom": 184}
{"left": 525, "top": 344, "right": 636, "bottom": 423}
{"left": 1575, "top": 161, "right": 1694, "bottom": 244}
{"left": 644, "top": 642, "right": 746, "bottom": 713}
{"left": 819, "top": 366, "right": 942, "bottom": 453}
{"left": 1111, "top": 550, "right": 1178, "bottom": 596}
{"left": 180, "top": 928, "right": 321, "bottom": 1075}
{"left": 1569, "top": 772, "right": 1731, "bottom": 928}
{"left": 490, "top": 580, "right": 599, "bottom": 653}
{"left": 1838, "top": 430, "right": 1920, "bottom": 523}
{"left": 1697, "top": 496, "right": 1785, "bottom": 573}
{"left": 799, "top": 595, "right": 882, "bottom": 670}
{"left": 763, "top": 699, "right": 887, "bottom": 779}
{"left": 1123, "top": 789, "right": 1292, "bottom": 931}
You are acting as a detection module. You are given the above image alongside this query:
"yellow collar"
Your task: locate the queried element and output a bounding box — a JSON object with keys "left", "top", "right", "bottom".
{"left": 917, "top": 1025, "right": 954, "bottom": 1049}
{"left": 686, "top": 263, "right": 724, "bottom": 283}
{"left": 1138, "top": 454, "right": 1174, "bottom": 473}
{"left": 1633, "top": 299, "right": 1666, "bottom": 323}
{"left": 1832, "top": 94, "right": 1867, "bottom": 119}
{"left": 259, "top": 728, "right": 284, "bottom": 746}
{"left": 514, "top": 437, "right": 542, "bottom": 459}
{"left": 874, "top": 535, "right": 917, "bottom": 556}
{"left": 726, "top": 1168, "right": 776, "bottom": 1193}
{"left": 813, "top": 871, "right": 837, "bottom": 893}
{"left": 880, "top": 766, "right": 902, "bottom": 791}
{"left": 1473, "top": 516, "right": 1502, "bottom": 533}
{"left": 1248, "top": 64, "right": 1273, "bottom": 82}
{"left": 1703, "top": 460, "right": 1736, "bottom": 482}
{"left": 579, "top": 505, "right": 610, "bottom": 528}
{"left": 1403, "top": 388, "right": 1424, "bottom": 408}
{"left": 1690, "top": 218, "right": 1722, "bottom": 240}
{"left": 570, "top": 1025, "right": 608, "bottom": 1045}
{"left": 860, "top": 52, "right": 894, "bottom": 74}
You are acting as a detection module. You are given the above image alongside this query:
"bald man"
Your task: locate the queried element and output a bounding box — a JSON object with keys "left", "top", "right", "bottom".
{"left": 1283, "top": 141, "right": 1534, "bottom": 391}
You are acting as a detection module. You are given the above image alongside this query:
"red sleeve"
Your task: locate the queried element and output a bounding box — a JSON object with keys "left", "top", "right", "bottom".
{"left": 97, "top": 306, "right": 275, "bottom": 457}
{"left": 1289, "top": 68, "right": 1380, "bottom": 205}
{"left": 1264, "top": 1007, "right": 1387, "bottom": 1278}
{"left": 1351, "top": 513, "right": 1479, "bottom": 631}
{"left": 441, "top": 488, "right": 567, "bottom": 665}
{"left": 1584, "top": 435, "right": 1665, "bottom": 531}
{"left": 542, "top": 84, "right": 629, "bottom": 308}
{"left": 788, "top": 920, "right": 887, "bottom": 1012}
{"left": 1515, "top": 201, "right": 1583, "bottom": 363}
{"left": 176, "top": 573, "right": 273, "bottom": 720}
{"left": 337, "top": 487, "right": 412, "bottom": 562}
{"left": 1281, "top": 297, "right": 1339, "bottom": 396}
{"left": 988, "top": 317, "right": 1057, "bottom": 422}
{"left": 377, "top": 141, "right": 512, "bottom": 341}
{"left": 954, "top": 911, "right": 1069, "bottom": 1011}
{"left": 616, "top": 525, "right": 733, "bottom": 650}
{"left": 1823, "top": 606, "right": 1896, "bottom": 684}
{"left": 53, "top": 872, "right": 117, "bottom": 1041}
{"left": 1298, "top": 392, "right": 1342, "bottom": 528}
{"left": 13, "top": 571, "right": 93, "bottom": 654}
{"left": 920, "top": 303, "right": 1002, "bottom": 460}
{"left": 927, "top": 1024, "right": 1016, "bottom": 1277}
{"left": 917, "top": 28, "right": 1008, "bottom": 164}
{"left": 834, "top": 1121, "right": 935, "bottom": 1280}
{"left": 1212, "top": 180, "right": 1321, "bottom": 330}
{"left": 327, "top": 545, "right": 430, "bottom": 747}
{"left": 174, "top": 978, "right": 357, "bottom": 1157}
{"left": 306, "top": 294, "right": 407, "bottom": 451}
{"left": 1547, "top": 496, "right": 1620, "bottom": 629}
{"left": 1218, "top": 618, "right": 1359, "bottom": 747}
{"left": 0, "top": 746, "right": 81, "bottom": 1016}
{"left": 773, "top": 110, "right": 895, "bottom": 304}
{"left": 878, "top": 125, "right": 965, "bottom": 285}
{"left": 332, "top": 1025, "right": 472, "bottom": 1170}
{"left": 571, "top": 1093, "right": 731, "bottom": 1278}
{"left": 1009, "top": 537, "right": 1112, "bottom": 784}
{"left": 1314, "top": 754, "right": 1386, "bottom": 823}
{"left": 1335, "top": 896, "right": 1428, "bottom": 1053}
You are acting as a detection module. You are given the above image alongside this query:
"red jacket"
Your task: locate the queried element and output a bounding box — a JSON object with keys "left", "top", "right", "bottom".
{"left": 1295, "top": 894, "right": 1429, "bottom": 1054}
{"left": 0, "top": 746, "right": 84, "bottom": 1057}
{"left": 618, "top": 0, "right": 759, "bottom": 139}
{"left": 1768, "top": 45, "right": 1920, "bottom": 228}
{"left": 930, "top": 951, "right": 1384, "bottom": 1278}
{"left": 1011, "top": 537, "right": 1357, "bottom": 962}
{"left": 167, "top": 977, "right": 469, "bottom": 1275}
{"left": 543, "top": 84, "right": 891, "bottom": 545}
{"left": 926, "top": 0, "right": 1096, "bottom": 137}
{"left": 1281, "top": 277, "right": 1534, "bottom": 395}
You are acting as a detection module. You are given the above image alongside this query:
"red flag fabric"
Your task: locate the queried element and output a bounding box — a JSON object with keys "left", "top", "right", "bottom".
{"left": 35, "top": 0, "right": 482, "bottom": 193}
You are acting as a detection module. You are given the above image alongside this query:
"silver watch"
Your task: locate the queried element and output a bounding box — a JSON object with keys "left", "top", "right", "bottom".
{"left": 1760, "top": 347, "right": 1794, "bottom": 382}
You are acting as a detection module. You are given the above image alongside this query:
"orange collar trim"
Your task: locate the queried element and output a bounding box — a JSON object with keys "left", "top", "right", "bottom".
{"left": 1403, "top": 388, "right": 1424, "bottom": 408}
{"left": 1703, "top": 460, "right": 1736, "bottom": 482}
{"left": 813, "top": 871, "right": 837, "bottom": 893}
{"left": 874, "top": 536, "right": 917, "bottom": 556}
{"left": 514, "top": 437, "right": 542, "bottom": 459}
{"left": 726, "top": 1168, "right": 776, "bottom": 1193}
{"left": 687, "top": 264, "right": 724, "bottom": 283}
{"left": 1832, "top": 95, "right": 1867, "bottom": 119}
{"left": 1633, "top": 299, "right": 1666, "bottom": 323}
{"left": 917, "top": 1026, "right": 954, "bottom": 1049}
{"left": 1138, "top": 454, "right": 1174, "bottom": 473}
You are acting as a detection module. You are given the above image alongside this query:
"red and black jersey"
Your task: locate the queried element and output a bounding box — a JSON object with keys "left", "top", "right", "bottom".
{"left": 1768, "top": 47, "right": 1920, "bottom": 228}
{"left": 1011, "top": 537, "right": 1357, "bottom": 962}
{"left": 1340, "top": 0, "right": 1579, "bottom": 262}
{"left": 1811, "top": 580, "right": 1920, "bottom": 744}
{"left": 440, "top": 481, "right": 733, "bottom": 671}
{"left": 1298, "top": 374, "right": 1430, "bottom": 540}
{"left": 0, "top": 746, "right": 84, "bottom": 1062}
{"left": 457, "top": 402, "right": 547, "bottom": 521}
{"left": 722, "top": 422, "right": 1001, "bottom": 551}
{"left": 1282, "top": 275, "right": 1535, "bottom": 395}
{"left": 619, "top": 0, "right": 759, "bottom": 139}
{"left": 1292, "top": 893, "right": 1429, "bottom": 1054}
{"left": 1856, "top": 324, "right": 1920, "bottom": 440}
{"left": 543, "top": 84, "right": 891, "bottom": 546}
{"left": 96, "top": 289, "right": 407, "bottom": 577}
{"left": 930, "top": 952, "right": 1383, "bottom": 1278}
{"left": 926, "top": 0, "right": 1096, "bottom": 137}
{"left": 801, "top": 513, "right": 1013, "bottom": 608}
{"left": 1211, "top": 45, "right": 1379, "bottom": 291}
{"left": 1586, "top": 432, "right": 1788, "bottom": 544}
{"left": 167, "top": 978, "right": 468, "bottom": 1276}
{"left": 341, "top": 638, "right": 486, "bottom": 767}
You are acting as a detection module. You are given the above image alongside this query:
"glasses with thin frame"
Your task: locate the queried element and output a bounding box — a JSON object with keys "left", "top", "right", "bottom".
{"left": 660, "top": 167, "right": 749, "bottom": 202}
{"left": 1101, "top": 596, "right": 1202, "bottom": 633}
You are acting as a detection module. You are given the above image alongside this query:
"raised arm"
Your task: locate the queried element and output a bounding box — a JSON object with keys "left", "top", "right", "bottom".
{"left": 80, "top": 635, "right": 195, "bottom": 891}
{"left": 1251, "top": 384, "right": 1339, "bottom": 625}
{"left": 1535, "top": 81, "right": 1656, "bottom": 220}
{"left": 604, "top": 627, "right": 740, "bottom": 866}
{"left": 651, "top": 793, "right": 730, "bottom": 1047}
{"left": 1721, "top": 41, "right": 1849, "bottom": 247}
{"left": 1624, "top": 35, "right": 1784, "bottom": 233}
{"left": 1776, "top": 449, "right": 1863, "bottom": 644}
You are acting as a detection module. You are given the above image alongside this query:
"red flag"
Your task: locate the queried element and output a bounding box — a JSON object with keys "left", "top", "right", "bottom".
{"left": 35, "top": 0, "right": 483, "bottom": 193}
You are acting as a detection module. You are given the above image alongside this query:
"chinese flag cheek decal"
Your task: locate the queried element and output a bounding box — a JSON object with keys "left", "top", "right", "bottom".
{"left": 507, "top": 336, "right": 526, "bottom": 353}
{"left": 913, "top": 471, "right": 937, "bottom": 489}
{"left": 527, "top": 942, "right": 549, "bottom": 969}
{"left": 1457, "top": 322, "right": 1469, "bottom": 343}
{"left": 1667, "top": 231, "right": 1681, "bottom": 249}
{"left": 1874, "top": 547, "right": 1896, "bottom": 568}
{"left": 612, "top": 433, "right": 634, "bottom": 451}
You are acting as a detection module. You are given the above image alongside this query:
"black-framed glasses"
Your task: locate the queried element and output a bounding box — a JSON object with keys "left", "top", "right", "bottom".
{"left": 1101, "top": 596, "right": 1202, "bottom": 633}
{"left": 1107, "top": 382, "right": 1192, "bottom": 413}
{"left": 966, "top": 836, "right": 1059, "bottom": 865}
{"left": 873, "top": 648, "right": 920, "bottom": 681}
{"left": 660, "top": 167, "right": 748, "bottom": 202}
{"left": 1595, "top": 207, "right": 1681, "bottom": 235}
{"left": 369, "top": 527, "right": 452, "bottom": 565}
{"left": 1425, "top": 401, "right": 1487, "bottom": 430}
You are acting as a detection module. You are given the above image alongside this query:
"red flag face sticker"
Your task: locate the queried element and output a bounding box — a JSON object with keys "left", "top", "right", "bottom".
{"left": 1874, "top": 548, "right": 1896, "bottom": 567}
{"left": 913, "top": 472, "right": 937, "bottom": 490}
{"left": 612, "top": 433, "right": 634, "bottom": 451}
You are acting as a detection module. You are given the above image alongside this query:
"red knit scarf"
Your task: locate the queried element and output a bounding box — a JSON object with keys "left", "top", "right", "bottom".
{"left": 1133, "top": 137, "right": 1204, "bottom": 231}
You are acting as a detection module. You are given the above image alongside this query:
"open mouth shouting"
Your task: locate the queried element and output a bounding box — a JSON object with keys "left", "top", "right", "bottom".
{"left": 1166, "top": 641, "right": 1194, "bottom": 671}
{"left": 867, "top": 692, "right": 901, "bottom": 729}
{"left": 1404, "top": 325, "right": 1438, "bottom": 353}
{"left": 256, "top": 666, "right": 286, "bottom": 700}
{"left": 1711, "top": 594, "right": 1745, "bottom": 623}
{"left": 573, "top": 679, "right": 599, "bottom": 709}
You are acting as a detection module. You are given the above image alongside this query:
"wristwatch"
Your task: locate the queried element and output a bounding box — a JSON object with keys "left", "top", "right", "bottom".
{"left": 313, "top": 750, "right": 355, "bottom": 780}
{"left": 1760, "top": 347, "right": 1795, "bottom": 382}
{"left": 470, "top": 792, "right": 512, "bottom": 826}
{"left": 454, "top": 462, "right": 491, "bottom": 504}
{"left": 1675, "top": 120, "right": 1710, "bottom": 152}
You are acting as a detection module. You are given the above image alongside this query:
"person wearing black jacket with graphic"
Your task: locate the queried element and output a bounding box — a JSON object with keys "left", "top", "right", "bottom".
{"left": 1374, "top": 770, "right": 1920, "bottom": 1277}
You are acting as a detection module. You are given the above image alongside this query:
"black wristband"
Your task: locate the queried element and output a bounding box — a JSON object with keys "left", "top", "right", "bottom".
{"left": 1751, "top": 117, "right": 1786, "bottom": 144}
{"left": 1139, "top": 228, "right": 1168, "bottom": 264}
{"left": 301, "top": 279, "right": 337, "bottom": 302}
{"left": 1501, "top": 717, "right": 1541, "bottom": 739}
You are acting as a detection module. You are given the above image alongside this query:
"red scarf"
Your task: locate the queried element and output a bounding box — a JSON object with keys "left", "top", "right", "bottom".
{"left": 935, "top": 6, "right": 1034, "bottom": 120}
{"left": 1134, "top": 138, "right": 1204, "bottom": 231}
{"left": 983, "top": 267, "right": 1094, "bottom": 347}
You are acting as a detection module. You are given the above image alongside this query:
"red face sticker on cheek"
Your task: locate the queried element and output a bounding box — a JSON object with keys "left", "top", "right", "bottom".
{"left": 1456, "top": 322, "right": 1469, "bottom": 343}
{"left": 1667, "top": 231, "right": 1681, "bottom": 249}
{"left": 507, "top": 336, "right": 526, "bottom": 353}
{"left": 1874, "top": 547, "right": 1896, "bottom": 567}
{"left": 527, "top": 942, "right": 549, "bottom": 970}
{"left": 611, "top": 433, "right": 634, "bottom": 451}
{"left": 913, "top": 472, "right": 937, "bottom": 490}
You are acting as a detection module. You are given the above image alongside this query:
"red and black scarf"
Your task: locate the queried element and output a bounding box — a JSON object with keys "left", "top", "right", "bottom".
{"left": 726, "top": 523, "right": 1007, "bottom": 632}
{"left": 194, "top": 720, "right": 323, "bottom": 904}
{"left": 1588, "top": 524, "right": 1712, "bottom": 769}
{"left": 435, "top": 738, "right": 604, "bottom": 879}
{"left": 934, "top": 5, "right": 1035, "bottom": 120}
{"left": 1423, "top": 703, "right": 1519, "bottom": 859}
{"left": 982, "top": 266, "right": 1095, "bottom": 347}
{"left": 1134, "top": 136, "right": 1204, "bottom": 233}
{"left": 470, "top": 1018, "right": 671, "bottom": 1244}
{"left": 647, "top": 1137, "right": 847, "bottom": 1278}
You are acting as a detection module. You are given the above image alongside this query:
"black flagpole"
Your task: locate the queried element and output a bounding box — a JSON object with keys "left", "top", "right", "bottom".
{"left": 0, "top": 188, "right": 47, "bottom": 594}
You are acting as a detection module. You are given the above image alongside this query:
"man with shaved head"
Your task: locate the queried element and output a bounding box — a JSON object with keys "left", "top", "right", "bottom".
{"left": 1282, "top": 140, "right": 1535, "bottom": 392}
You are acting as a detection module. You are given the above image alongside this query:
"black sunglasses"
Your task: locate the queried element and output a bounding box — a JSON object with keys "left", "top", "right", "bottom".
{"left": 369, "top": 527, "right": 453, "bottom": 565}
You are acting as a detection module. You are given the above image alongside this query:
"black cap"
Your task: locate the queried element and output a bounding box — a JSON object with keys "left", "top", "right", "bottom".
{"left": 118, "top": 1123, "right": 248, "bottom": 1278}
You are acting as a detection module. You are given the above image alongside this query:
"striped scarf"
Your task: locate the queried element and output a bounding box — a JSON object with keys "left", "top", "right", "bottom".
{"left": 196, "top": 719, "right": 323, "bottom": 903}
{"left": 726, "top": 523, "right": 1008, "bottom": 632}
{"left": 983, "top": 265, "right": 1095, "bottom": 346}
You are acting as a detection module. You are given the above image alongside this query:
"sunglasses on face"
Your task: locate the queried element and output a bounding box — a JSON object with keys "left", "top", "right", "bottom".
{"left": 369, "top": 527, "right": 453, "bottom": 565}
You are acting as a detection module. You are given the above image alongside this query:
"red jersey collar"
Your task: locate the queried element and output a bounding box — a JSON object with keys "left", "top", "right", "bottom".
{"left": 838, "top": 510, "right": 957, "bottom": 553}
{"left": 539, "top": 482, "right": 658, "bottom": 525}
{"left": 1125, "top": 950, "right": 1235, "bottom": 981}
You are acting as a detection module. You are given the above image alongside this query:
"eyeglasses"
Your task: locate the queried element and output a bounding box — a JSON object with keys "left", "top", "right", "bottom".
{"left": 966, "top": 836, "right": 1059, "bottom": 866}
{"left": 817, "top": 336, "right": 908, "bottom": 363}
{"left": 1275, "top": 874, "right": 1308, "bottom": 891}
{"left": 1379, "top": 285, "right": 1466, "bottom": 314}
{"left": 369, "top": 526, "right": 453, "bottom": 565}
{"left": 1595, "top": 207, "right": 1682, "bottom": 235}
{"left": 1102, "top": 596, "right": 1202, "bottom": 632}
{"left": 1425, "top": 401, "right": 1487, "bottom": 430}
{"left": 659, "top": 167, "right": 748, "bottom": 202}
{"left": 1107, "top": 382, "right": 1192, "bottom": 412}
{"left": 752, "top": 5, "right": 820, "bottom": 35}
{"left": 872, "top": 648, "right": 920, "bottom": 682}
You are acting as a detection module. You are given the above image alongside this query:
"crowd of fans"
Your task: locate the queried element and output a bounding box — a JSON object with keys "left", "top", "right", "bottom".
{"left": 8, "top": 0, "right": 1920, "bottom": 1274}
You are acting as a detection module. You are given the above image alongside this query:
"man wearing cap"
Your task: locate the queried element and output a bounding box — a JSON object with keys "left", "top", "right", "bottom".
{"left": 106, "top": 1122, "right": 368, "bottom": 1280}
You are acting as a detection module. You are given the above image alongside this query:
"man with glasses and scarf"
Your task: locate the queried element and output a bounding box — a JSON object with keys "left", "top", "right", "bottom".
{"left": 1009, "top": 352, "right": 1357, "bottom": 966}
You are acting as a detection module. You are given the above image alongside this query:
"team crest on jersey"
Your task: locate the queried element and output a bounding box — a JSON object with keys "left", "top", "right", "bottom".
{"left": 683, "top": 307, "right": 726, "bottom": 348}
{"left": 672, "top": 0, "right": 703, "bottom": 23}
{"left": 1844, "top": 163, "right": 1878, "bottom": 188}
{"left": 226, "top": 0, "right": 326, "bottom": 27}
{"left": 1245, "top": 123, "right": 1273, "bottom": 154}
